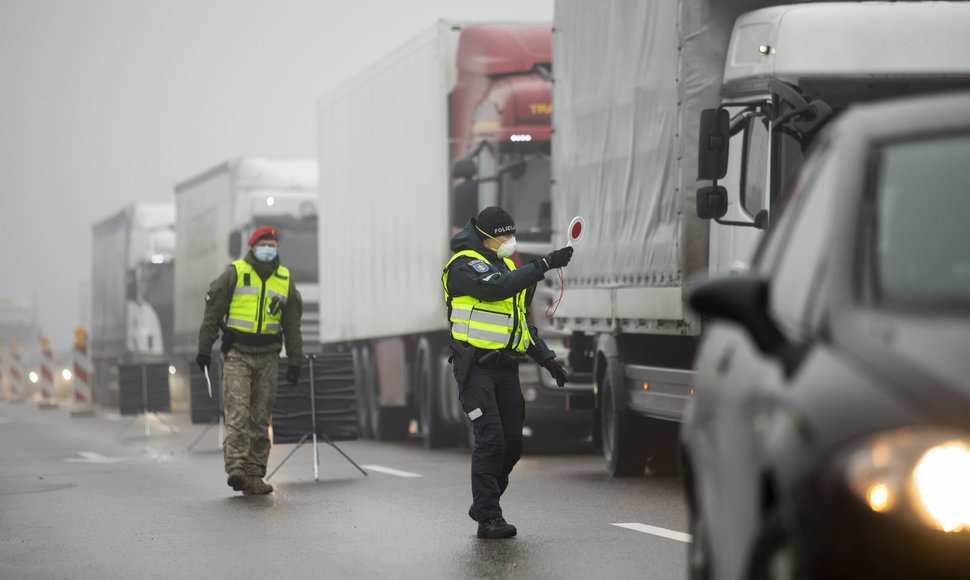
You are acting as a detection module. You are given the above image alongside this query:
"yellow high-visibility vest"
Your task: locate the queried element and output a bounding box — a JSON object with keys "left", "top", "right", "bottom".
{"left": 442, "top": 250, "right": 532, "bottom": 352}
{"left": 227, "top": 260, "right": 290, "bottom": 335}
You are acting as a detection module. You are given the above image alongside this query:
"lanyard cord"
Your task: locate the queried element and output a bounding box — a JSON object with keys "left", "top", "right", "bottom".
{"left": 545, "top": 267, "right": 565, "bottom": 318}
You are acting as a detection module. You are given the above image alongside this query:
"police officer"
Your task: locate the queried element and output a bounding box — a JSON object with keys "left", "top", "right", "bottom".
{"left": 443, "top": 206, "right": 573, "bottom": 538}
{"left": 196, "top": 226, "right": 304, "bottom": 495}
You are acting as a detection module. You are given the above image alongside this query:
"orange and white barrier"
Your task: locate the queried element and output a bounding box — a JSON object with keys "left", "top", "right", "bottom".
{"left": 0, "top": 348, "right": 6, "bottom": 399}
{"left": 71, "top": 328, "right": 94, "bottom": 416}
{"left": 38, "top": 337, "right": 57, "bottom": 408}
{"left": 8, "top": 341, "right": 24, "bottom": 401}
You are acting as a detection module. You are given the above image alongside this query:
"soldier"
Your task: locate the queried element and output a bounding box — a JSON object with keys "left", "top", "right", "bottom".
{"left": 443, "top": 206, "right": 573, "bottom": 538}
{"left": 196, "top": 226, "right": 303, "bottom": 494}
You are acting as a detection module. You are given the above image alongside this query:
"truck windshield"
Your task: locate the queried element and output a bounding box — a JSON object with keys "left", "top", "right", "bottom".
{"left": 498, "top": 149, "right": 551, "bottom": 241}
{"left": 255, "top": 217, "right": 319, "bottom": 283}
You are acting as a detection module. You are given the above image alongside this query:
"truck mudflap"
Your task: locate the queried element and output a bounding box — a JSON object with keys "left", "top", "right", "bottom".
{"left": 624, "top": 364, "right": 693, "bottom": 422}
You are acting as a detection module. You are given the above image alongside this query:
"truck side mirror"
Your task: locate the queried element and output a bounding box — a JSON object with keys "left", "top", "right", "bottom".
{"left": 698, "top": 108, "right": 730, "bottom": 180}
{"left": 696, "top": 186, "right": 728, "bottom": 220}
{"left": 228, "top": 230, "right": 242, "bottom": 259}
{"left": 452, "top": 158, "right": 477, "bottom": 180}
{"left": 451, "top": 179, "right": 479, "bottom": 228}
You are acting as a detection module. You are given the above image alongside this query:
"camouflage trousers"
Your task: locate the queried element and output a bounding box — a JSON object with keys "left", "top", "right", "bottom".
{"left": 222, "top": 348, "right": 279, "bottom": 477}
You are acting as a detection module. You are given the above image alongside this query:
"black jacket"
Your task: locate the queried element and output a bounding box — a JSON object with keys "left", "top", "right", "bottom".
{"left": 444, "top": 218, "right": 556, "bottom": 364}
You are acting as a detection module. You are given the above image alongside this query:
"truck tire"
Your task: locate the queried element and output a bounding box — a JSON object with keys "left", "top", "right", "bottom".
{"left": 414, "top": 337, "right": 453, "bottom": 449}
{"left": 600, "top": 362, "right": 649, "bottom": 476}
{"left": 361, "top": 343, "right": 409, "bottom": 441}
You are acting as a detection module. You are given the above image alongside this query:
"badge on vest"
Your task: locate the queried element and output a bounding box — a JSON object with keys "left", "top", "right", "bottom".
{"left": 468, "top": 259, "right": 490, "bottom": 273}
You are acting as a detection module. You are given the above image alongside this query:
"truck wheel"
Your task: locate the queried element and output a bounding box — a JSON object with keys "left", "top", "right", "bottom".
{"left": 361, "top": 343, "right": 408, "bottom": 441}
{"left": 352, "top": 345, "right": 373, "bottom": 440}
{"left": 601, "top": 364, "right": 649, "bottom": 476}
{"left": 415, "top": 338, "right": 452, "bottom": 449}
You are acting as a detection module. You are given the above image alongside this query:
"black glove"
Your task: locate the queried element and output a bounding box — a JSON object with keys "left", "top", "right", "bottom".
{"left": 544, "top": 246, "right": 574, "bottom": 270}
{"left": 196, "top": 353, "right": 211, "bottom": 372}
{"left": 541, "top": 358, "right": 569, "bottom": 388}
{"left": 286, "top": 365, "right": 301, "bottom": 385}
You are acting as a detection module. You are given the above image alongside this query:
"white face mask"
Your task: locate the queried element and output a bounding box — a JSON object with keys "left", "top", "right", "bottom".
{"left": 496, "top": 237, "right": 517, "bottom": 258}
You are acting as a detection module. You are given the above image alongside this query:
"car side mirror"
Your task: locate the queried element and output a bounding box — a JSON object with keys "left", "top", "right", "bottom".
{"left": 688, "top": 275, "right": 785, "bottom": 356}
{"left": 698, "top": 108, "right": 730, "bottom": 180}
{"left": 688, "top": 274, "right": 805, "bottom": 376}
{"left": 696, "top": 186, "right": 728, "bottom": 220}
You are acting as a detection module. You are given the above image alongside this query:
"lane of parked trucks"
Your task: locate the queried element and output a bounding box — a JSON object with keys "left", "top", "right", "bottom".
{"left": 41, "top": 0, "right": 970, "bottom": 476}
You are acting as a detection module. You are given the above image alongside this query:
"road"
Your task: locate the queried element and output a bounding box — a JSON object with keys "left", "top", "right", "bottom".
{"left": 0, "top": 400, "right": 689, "bottom": 579}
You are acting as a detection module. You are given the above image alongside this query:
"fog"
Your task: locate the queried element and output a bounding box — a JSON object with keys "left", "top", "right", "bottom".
{"left": 0, "top": 0, "right": 554, "bottom": 352}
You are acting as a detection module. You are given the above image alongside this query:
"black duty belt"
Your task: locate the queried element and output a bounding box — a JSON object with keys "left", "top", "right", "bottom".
{"left": 477, "top": 350, "right": 527, "bottom": 369}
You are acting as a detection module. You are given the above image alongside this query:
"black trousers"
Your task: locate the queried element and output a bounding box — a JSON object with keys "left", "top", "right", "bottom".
{"left": 459, "top": 364, "right": 524, "bottom": 523}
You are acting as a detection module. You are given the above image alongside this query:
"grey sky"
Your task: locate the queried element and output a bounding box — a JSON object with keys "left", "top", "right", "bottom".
{"left": 0, "top": 0, "right": 553, "bottom": 352}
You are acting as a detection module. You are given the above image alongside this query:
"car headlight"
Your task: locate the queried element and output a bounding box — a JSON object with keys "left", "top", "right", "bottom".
{"left": 845, "top": 428, "right": 970, "bottom": 533}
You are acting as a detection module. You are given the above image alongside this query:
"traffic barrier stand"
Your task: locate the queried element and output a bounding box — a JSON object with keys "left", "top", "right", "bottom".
{"left": 266, "top": 354, "right": 366, "bottom": 481}
{"left": 38, "top": 337, "right": 58, "bottom": 409}
{"left": 116, "top": 362, "right": 177, "bottom": 439}
{"left": 70, "top": 328, "right": 95, "bottom": 417}
{"left": 187, "top": 357, "right": 224, "bottom": 452}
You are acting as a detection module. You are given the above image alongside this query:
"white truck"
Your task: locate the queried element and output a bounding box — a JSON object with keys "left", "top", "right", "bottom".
{"left": 551, "top": 0, "right": 970, "bottom": 475}
{"left": 172, "top": 158, "right": 320, "bottom": 407}
{"left": 90, "top": 203, "right": 176, "bottom": 408}
{"left": 316, "top": 21, "right": 589, "bottom": 447}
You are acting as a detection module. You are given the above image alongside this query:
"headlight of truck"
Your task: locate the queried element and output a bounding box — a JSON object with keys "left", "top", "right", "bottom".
{"left": 845, "top": 428, "right": 970, "bottom": 533}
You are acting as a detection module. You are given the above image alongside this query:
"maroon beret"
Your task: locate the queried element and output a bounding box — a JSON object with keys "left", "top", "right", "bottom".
{"left": 248, "top": 226, "right": 278, "bottom": 246}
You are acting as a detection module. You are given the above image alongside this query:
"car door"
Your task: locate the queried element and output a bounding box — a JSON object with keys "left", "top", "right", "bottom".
{"left": 692, "top": 137, "right": 841, "bottom": 576}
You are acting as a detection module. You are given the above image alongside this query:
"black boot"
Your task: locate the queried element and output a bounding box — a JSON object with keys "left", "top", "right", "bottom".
{"left": 477, "top": 517, "right": 517, "bottom": 539}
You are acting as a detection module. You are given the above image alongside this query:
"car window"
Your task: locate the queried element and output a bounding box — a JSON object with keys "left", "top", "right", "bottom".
{"left": 874, "top": 132, "right": 970, "bottom": 307}
{"left": 764, "top": 141, "right": 840, "bottom": 338}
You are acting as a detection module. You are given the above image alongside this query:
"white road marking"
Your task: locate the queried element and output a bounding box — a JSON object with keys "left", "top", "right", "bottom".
{"left": 360, "top": 465, "right": 422, "bottom": 478}
{"left": 612, "top": 523, "right": 692, "bottom": 543}
{"left": 66, "top": 451, "right": 127, "bottom": 464}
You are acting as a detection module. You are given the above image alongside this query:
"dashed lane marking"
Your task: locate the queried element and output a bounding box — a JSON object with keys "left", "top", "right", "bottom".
{"left": 66, "top": 451, "right": 128, "bottom": 464}
{"left": 612, "top": 523, "right": 692, "bottom": 543}
{"left": 360, "top": 465, "right": 422, "bottom": 478}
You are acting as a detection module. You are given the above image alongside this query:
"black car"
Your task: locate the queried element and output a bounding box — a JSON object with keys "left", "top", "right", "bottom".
{"left": 682, "top": 91, "right": 970, "bottom": 580}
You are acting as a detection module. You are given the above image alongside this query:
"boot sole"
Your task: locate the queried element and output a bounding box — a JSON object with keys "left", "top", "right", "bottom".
{"left": 477, "top": 527, "right": 517, "bottom": 539}
{"left": 227, "top": 473, "right": 246, "bottom": 491}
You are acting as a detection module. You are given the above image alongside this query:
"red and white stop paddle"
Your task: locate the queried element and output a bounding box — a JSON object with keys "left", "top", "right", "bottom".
{"left": 567, "top": 216, "right": 585, "bottom": 247}
{"left": 546, "top": 216, "right": 585, "bottom": 318}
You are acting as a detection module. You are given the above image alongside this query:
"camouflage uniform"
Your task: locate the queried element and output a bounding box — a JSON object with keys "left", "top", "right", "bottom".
{"left": 197, "top": 251, "right": 303, "bottom": 479}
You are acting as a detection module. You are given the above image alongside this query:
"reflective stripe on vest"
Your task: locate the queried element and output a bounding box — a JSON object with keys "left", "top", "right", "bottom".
{"left": 442, "top": 250, "right": 532, "bottom": 352}
{"left": 227, "top": 261, "right": 290, "bottom": 335}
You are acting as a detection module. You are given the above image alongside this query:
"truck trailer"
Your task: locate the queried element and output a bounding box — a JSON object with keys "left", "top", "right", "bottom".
{"left": 316, "top": 21, "right": 589, "bottom": 447}
{"left": 172, "top": 158, "right": 320, "bottom": 408}
{"left": 551, "top": 0, "right": 970, "bottom": 476}
{"left": 90, "top": 203, "right": 175, "bottom": 408}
